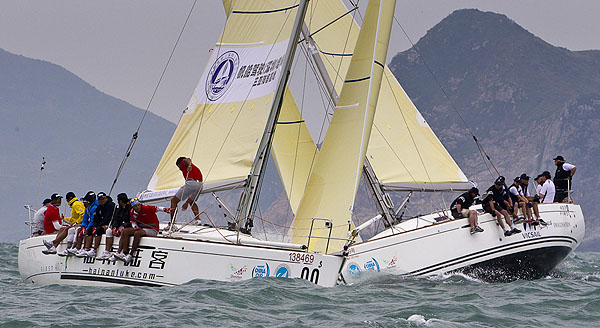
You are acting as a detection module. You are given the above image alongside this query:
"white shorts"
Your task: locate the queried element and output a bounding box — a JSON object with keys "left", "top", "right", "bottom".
{"left": 174, "top": 179, "right": 203, "bottom": 202}
{"left": 142, "top": 228, "right": 158, "bottom": 237}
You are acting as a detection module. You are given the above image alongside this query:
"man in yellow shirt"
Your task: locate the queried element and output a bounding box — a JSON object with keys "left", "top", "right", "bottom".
{"left": 56, "top": 192, "right": 85, "bottom": 256}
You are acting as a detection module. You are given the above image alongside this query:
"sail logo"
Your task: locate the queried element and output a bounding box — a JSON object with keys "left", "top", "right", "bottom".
{"left": 364, "top": 258, "right": 380, "bottom": 272}
{"left": 252, "top": 263, "right": 270, "bottom": 278}
{"left": 206, "top": 51, "right": 239, "bottom": 101}
{"left": 275, "top": 264, "right": 290, "bottom": 278}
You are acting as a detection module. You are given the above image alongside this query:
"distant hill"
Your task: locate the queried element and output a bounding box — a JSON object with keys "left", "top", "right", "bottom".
{"left": 388, "top": 9, "right": 600, "bottom": 249}
{"left": 0, "top": 48, "right": 175, "bottom": 242}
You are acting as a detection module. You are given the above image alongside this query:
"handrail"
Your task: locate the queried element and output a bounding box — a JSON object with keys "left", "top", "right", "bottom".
{"left": 306, "top": 218, "right": 333, "bottom": 254}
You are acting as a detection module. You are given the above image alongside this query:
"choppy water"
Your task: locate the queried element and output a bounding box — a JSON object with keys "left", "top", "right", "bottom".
{"left": 1, "top": 243, "right": 599, "bottom": 327}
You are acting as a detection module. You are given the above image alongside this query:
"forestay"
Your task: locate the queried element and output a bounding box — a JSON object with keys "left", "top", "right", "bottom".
{"left": 141, "top": 1, "right": 303, "bottom": 201}
{"left": 291, "top": 0, "right": 395, "bottom": 254}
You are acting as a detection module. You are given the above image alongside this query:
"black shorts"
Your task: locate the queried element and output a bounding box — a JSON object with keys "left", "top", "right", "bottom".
{"left": 554, "top": 191, "right": 568, "bottom": 202}
{"left": 483, "top": 202, "right": 502, "bottom": 214}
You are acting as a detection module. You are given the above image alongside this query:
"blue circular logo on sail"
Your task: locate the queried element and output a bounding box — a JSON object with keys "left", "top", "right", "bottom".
{"left": 252, "top": 263, "right": 270, "bottom": 278}
{"left": 275, "top": 264, "right": 290, "bottom": 278}
{"left": 206, "top": 51, "right": 239, "bottom": 101}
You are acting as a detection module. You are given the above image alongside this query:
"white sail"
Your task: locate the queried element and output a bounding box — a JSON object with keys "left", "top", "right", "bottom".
{"left": 291, "top": 0, "right": 395, "bottom": 254}
{"left": 141, "top": 1, "right": 304, "bottom": 201}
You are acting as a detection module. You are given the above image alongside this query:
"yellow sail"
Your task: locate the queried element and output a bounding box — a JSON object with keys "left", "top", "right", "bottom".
{"left": 141, "top": 1, "right": 302, "bottom": 201}
{"left": 291, "top": 0, "right": 395, "bottom": 254}
{"left": 306, "top": 0, "right": 470, "bottom": 191}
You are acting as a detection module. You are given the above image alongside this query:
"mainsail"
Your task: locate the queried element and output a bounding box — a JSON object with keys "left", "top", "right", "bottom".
{"left": 291, "top": 0, "right": 395, "bottom": 254}
{"left": 140, "top": 1, "right": 304, "bottom": 201}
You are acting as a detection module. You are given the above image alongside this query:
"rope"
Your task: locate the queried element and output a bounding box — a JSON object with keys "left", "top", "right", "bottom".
{"left": 108, "top": 0, "right": 198, "bottom": 196}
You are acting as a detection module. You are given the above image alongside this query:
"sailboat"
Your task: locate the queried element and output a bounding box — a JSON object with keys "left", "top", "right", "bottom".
{"left": 274, "top": 0, "right": 585, "bottom": 282}
{"left": 17, "top": 0, "right": 396, "bottom": 287}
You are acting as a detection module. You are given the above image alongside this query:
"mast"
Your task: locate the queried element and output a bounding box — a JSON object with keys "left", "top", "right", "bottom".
{"left": 235, "top": 0, "right": 311, "bottom": 232}
{"left": 300, "top": 23, "right": 396, "bottom": 227}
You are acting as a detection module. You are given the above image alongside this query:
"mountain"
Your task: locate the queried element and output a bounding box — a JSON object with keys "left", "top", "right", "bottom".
{"left": 388, "top": 9, "right": 600, "bottom": 249}
{"left": 0, "top": 48, "right": 175, "bottom": 242}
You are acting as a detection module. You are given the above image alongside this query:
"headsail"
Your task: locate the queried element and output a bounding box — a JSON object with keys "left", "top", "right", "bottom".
{"left": 141, "top": 1, "right": 304, "bottom": 201}
{"left": 291, "top": 0, "right": 395, "bottom": 254}
{"left": 304, "top": 0, "right": 471, "bottom": 192}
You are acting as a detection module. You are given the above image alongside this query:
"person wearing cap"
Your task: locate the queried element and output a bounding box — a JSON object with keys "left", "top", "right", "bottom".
{"left": 481, "top": 178, "right": 521, "bottom": 237}
{"left": 71, "top": 191, "right": 99, "bottom": 257}
{"left": 78, "top": 192, "right": 116, "bottom": 258}
{"left": 538, "top": 171, "right": 556, "bottom": 204}
{"left": 41, "top": 194, "right": 65, "bottom": 254}
{"left": 55, "top": 192, "right": 86, "bottom": 255}
{"left": 450, "top": 187, "right": 484, "bottom": 234}
{"left": 520, "top": 174, "right": 543, "bottom": 223}
{"left": 99, "top": 193, "right": 132, "bottom": 260}
{"left": 553, "top": 155, "right": 576, "bottom": 203}
{"left": 111, "top": 199, "right": 171, "bottom": 263}
{"left": 32, "top": 199, "right": 51, "bottom": 236}
{"left": 508, "top": 177, "right": 529, "bottom": 223}
{"left": 170, "top": 157, "right": 203, "bottom": 223}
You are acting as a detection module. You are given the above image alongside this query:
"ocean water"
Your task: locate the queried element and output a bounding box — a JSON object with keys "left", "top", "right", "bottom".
{"left": 1, "top": 243, "right": 599, "bottom": 328}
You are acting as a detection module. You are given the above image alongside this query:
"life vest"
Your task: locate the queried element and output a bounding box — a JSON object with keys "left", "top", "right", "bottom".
{"left": 554, "top": 163, "right": 570, "bottom": 191}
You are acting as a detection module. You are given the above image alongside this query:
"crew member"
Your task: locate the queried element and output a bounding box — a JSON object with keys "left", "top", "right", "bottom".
{"left": 450, "top": 187, "right": 483, "bottom": 234}
{"left": 481, "top": 178, "right": 521, "bottom": 237}
{"left": 170, "top": 157, "right": 203, "bottom": 223}
{"left": 553, "top": 155, "right": 576, "bottom": 203}
{"left": 539, "top": 171, "right": 556, "bottom": 204}
{"left": 72, "top": 191, "right": 98, "bottom": 256}
{"left": 100, "top": 193, "right": 132, "bottom": 260}
{"left": 519, "top": 174, "right": 543, "bottom": 224}
{"left": 32, "top": 199, "right": 51, "bottom": 236}
{"left": 41, "top": 193, "right": 64, "bottom": 254}
{"left": 508, "top": 177, "right": 527, "bottom": 223}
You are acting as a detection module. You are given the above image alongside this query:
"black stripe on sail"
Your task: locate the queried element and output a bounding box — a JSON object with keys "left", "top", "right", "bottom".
{"left": 345, "top": 76, "right": 370, "bottom": 83}
{"left": 374, "top": 60, "right": 384, "bottom": 68}
{"left": 277, "top": 120, "right": 305, "bottom": 125}
{"left": 320, "top": 50, "right": 353, "bottom": 57}
{"left": 233, "top": 4, "right": 299, "bottom": 14}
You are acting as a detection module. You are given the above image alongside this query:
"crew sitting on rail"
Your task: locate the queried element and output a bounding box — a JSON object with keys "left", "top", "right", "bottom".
{"left": 538, "top": 171, "right": 556, "bottom": 204}
{"left": 70, "top": 191, "right": 99, "bottom": 257}
{"left": 77, "top": 192, "right": 116, "bottom": 259}
{"left": 552, "top": 155, "right": 576, "bottom": 203}
{"left": 98, "top": 193, "right": 132, "bottom": 260}
{"left": 508, "top": 177, "right": 527, "bottom": 224}
{"left": 450, "top": 187, "right": 483, "bottom": 234}
{"left": 482, "top": 178, "right": 521, "bottom": 237}
{"left": 45, "top": 192, "right": 84, "bottom": 256}
{"left": 41, "top": 193, "right": 65, "bottom": 254}
{"left": 519, "top": 174, "right": 544, "bottom": 223}
{"left": 32, "top": 198, "right": 51, "bottom": 237}
{"left": 110, "top": 199, "right": 171, "bottom": 264}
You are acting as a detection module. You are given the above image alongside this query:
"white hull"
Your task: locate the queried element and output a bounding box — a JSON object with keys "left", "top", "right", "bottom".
{"left": 341, "top": 203, "right": 585, "bottom": 283}
{"left": 19, "top": 226, "right": 344, "bottom": 287}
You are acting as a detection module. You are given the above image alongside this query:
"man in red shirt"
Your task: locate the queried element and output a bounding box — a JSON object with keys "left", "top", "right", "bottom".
{"left": 111, "top": 198, "right": 170, "bottom": 263}
{"left": 170, "top": 156, "right": 203, "bottom": 223}
{"left": 42, "top": 193, "right": 67, "bottom": 254}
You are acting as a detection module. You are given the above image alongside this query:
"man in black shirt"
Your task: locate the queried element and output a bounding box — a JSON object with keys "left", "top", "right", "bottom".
{"left": 99, "top": 193, "right": 132, "bottom": 260}
{"left": 450, "top": 187, "right": 483, "bottom": 234}
{"left": 482, "top": 177, "right": 522, "bottom": 237}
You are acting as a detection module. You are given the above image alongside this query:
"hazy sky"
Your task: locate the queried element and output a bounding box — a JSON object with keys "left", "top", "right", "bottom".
{"left": 1, "top": 0, "right": 599, "bottom": 123}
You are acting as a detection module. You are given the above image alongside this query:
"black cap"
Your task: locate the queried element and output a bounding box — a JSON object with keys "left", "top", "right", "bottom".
{"left": 117, "top": 193, "right": 129, "bottom": 203}
{"left": 97, "top": 192, "right": 107, "bottom": 200}
{"left": 514, "top": 176, "right": 521, "bottom": 182}
{"left": 469, "top": 187, "right": 479, "bottom": 195}
{"left": 520, "top": 174, "right": 530, "bottom": 180}
{"left": 553, "top": 155, "right": 565, "bottom": 161}
{"left": 65, "top": 191, "right": 76, "bottom": 200}
{"left": 494, "top": 176, "right": 505, "bottom": 185}
{"left": 83, "top": 191, "right": 96, "bottom": 202}
{"left": 535, "top": 174, "right": 543, "bottom": 180}
{"left": 542, "top": 171, "right": 552, "bottom": 179}
{"left": 50, "top": 193, "right": 62, "bottom": 200}
{"left": 42, "top": 198, "right": 52, "bottom": 205}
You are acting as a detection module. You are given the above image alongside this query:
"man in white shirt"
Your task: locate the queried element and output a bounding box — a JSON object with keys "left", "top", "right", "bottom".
{"left": 553, "top": 155, "right": 576, "bottom": 203}
{"left": 32, "top": 199, "right": 51, "bottom": 236}
{"left": 539, "top": 171, "right": 556, "bottom": 204}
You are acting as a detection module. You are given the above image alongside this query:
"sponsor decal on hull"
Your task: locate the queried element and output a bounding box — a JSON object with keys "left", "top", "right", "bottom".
{"left": 252, "top": 263, "right": 270, "bottom": 278}
{"left": 275, "top": 264, "right": 290, "bottom": 278}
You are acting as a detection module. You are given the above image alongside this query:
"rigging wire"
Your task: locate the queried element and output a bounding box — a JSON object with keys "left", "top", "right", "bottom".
{"left": 108, "top": 0, "right": 198, "bottom": 196}
{"left": 391, "top": 15, "right": 500, "bottom": 178}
